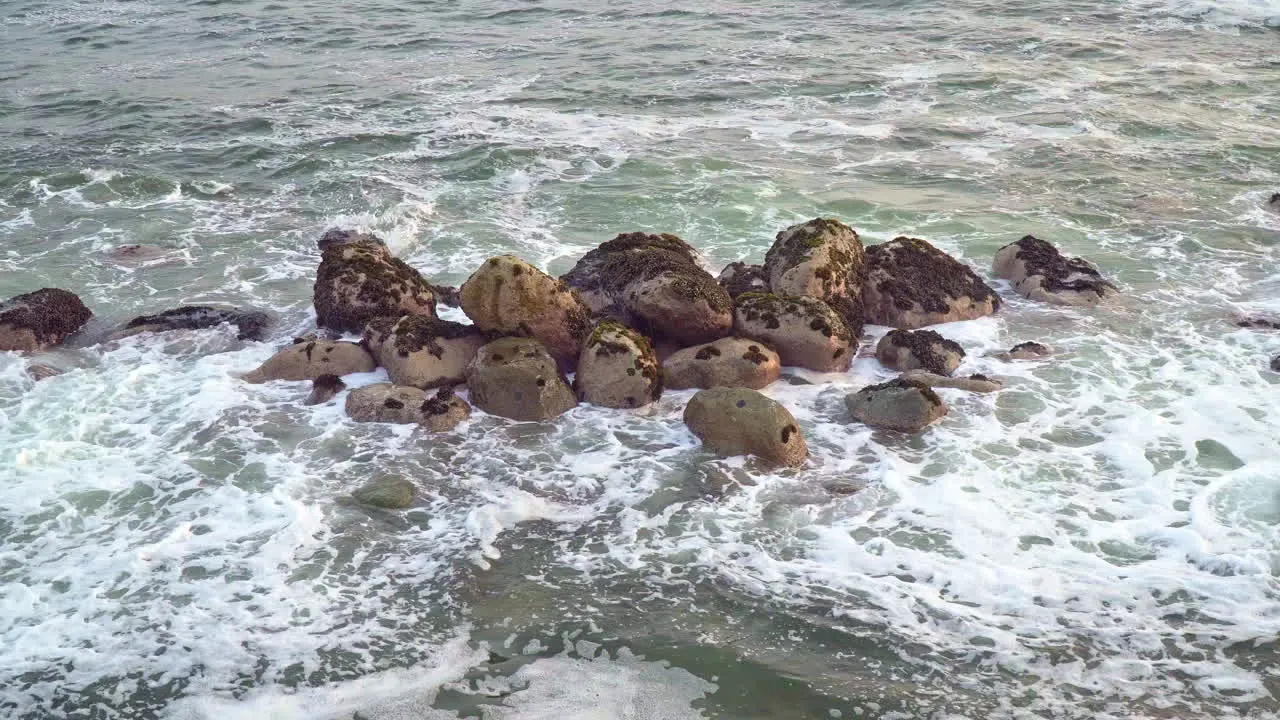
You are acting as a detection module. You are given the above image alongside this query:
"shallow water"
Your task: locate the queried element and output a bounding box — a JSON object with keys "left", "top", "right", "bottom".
{"left": 2, "top": 1, "right": 1280, "bottom": 718}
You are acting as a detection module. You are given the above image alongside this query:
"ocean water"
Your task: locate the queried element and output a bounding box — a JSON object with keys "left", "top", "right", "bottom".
{"left": 2, "top": 0, "right": 1280, "bottom": 718}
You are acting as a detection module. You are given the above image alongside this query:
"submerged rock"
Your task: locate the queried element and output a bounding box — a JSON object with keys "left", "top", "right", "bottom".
{"left": 764, "top": 218, "right": 866, "bottom": 331}
{"left": 345, "top": 383, "right": 471, "bottom": 430}
{"left": 352, "top": 476, "right": 415, "bottom": 509}
{"left": 313, "top": 229, "right": 437, "bottom": 333}
{"left": 460, "top": 255, "right": 593, "bottom": 372}
{"left": 561, "top": 232, "right": 733, "bottom": 346}
{"left": 573, "top": 321, "right": 662, "bottom": 409}
{"left": 683, "top": 387, "right": 808, "bottom": 466}
{"left": 902, "top": 369, "right": 1002, "bottom": 393}
{"left": 363, "top": 315, "right": 489, "bottom": 389}
{"left": 1235, "top": 314, "right": 1280, "bottom": 330}
{"left": 466, "top": 337, "right": 577, "bottom": 421}
{"left": 993, "top": 236, "right": 1117, "bottom": 307}
{"left": 103, "top": 244, "right": 179, "bottom": 266}
{"left": 305, "top": 374, "right": 346, "bottom": 405}
{"left": 117, "top": 306, "right": 270, "bottom": 341}
{"left": 846, "top": 377, "right": 947, "bottom": 432}
{"left": 663, "top": 337, "right": 781, "bottom": 390}
{"left": 863, "top": 237, "right": 1000, "bottom": 329}
{"left": 875, "top": 329, "right": 964, "bottom": 376}
{"left": 242, "top": 339, "right": 375, "bottom": 383}
{"left": 27, "top": 363, "right": 63, "bottom": 382}
{"left": 716, "top": 262, "right": 769, "bottom": 299}
{"left": 988, "top": 341, "right": 1054, "bottom": 361}
{"left": 1272, "top": 355, "right": 1280, "bottom": 373}
{"left": 1268, "top": 193, "right": 1280, "bottom": 213}
{"left": 0, "top": 288, "right": 93, "bottom": 353}
{"left": 734, "top": 293, "right": 855, "bottom": 372}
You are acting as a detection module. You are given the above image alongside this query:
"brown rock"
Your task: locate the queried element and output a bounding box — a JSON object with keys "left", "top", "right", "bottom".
{"left": 901, "top": 369, "right": 1002, "bottom": 393}
{"left": 733, "top": 293, "right": 855, "bottom": 372}
{"left": 765, "top": 218, "right": 866, "bottom": 333}
{"left": 664, "top": 337, "right": 781, "bottom": 390}
{"left": 845, "top": 378, "right": 947, "bottom": 432}
{"left": 875, "top": 329, "right": 965, "bottom": 376}
{"left": 28, "top": 364, "right": 63, "bottom": 382}
{"left": 863, "top": 237, "right": 1000, "bottom": 329}
{"left": 116, "top": 306, "right": 269, "bottom": 341}
{"left": 992, "top": 236, "right": 1116, "bottom": 307}
{"left": 717, "top": 262, "right": 769, "bottom": 299}
{"left": 345, "top": 384, "right": 470, "bottom": 430}
{"left": 573, "top": 321, "right": 662, "bottom": 409}
{"left": 313, "top": 229, "right": 437, "bottom": 333}
{"left": 466, "top": 337, "right": 577, "bottom": 421}
{"left": 0, "top": 288, "right": 93, "bottom": 353}
{"left": 683, "top": 387, "right": 808, "bottom": 466}
{"left": 305, "top": 374, "right": 346, "bottom": 405}
{"left": 363, "top": 315, "right": 489, "bottom": 389}
{"left": 459, "top": 256, "right": 593, "bottom": 372}
{"left": 988, "top": 341, "right": 1054, "bottom": 361}
{"left": 242, "top": 339, "right": 375, "bottom": 383}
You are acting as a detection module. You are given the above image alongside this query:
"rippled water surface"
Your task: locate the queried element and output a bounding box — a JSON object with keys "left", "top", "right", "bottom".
{"left": 2, "top": 1, "right": 1280, "bottom": 718}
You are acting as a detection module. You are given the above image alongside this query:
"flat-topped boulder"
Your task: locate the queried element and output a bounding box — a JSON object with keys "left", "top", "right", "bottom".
{"left": 466, "top": 337, "right": 577, "bottom": 421}
{"left": 313, "top": 229, "right": 438, "bottom": 333}
{"left": 765, "top": 218, "right": 866, "bottom": 331}
{"left": 717, "top": 262, "right": 769, "bottom": 299}
{"left": 846, "top": 377, "right": 947, "bottom": 432}
{"left": 993, "top": 236, "right": 1116, "bottom": 307}
{"left": 734, "top": 293, "right": 855, "bottom": 372}
{"left": 363, "top": 315, "right": 489, "bottom": 389}
{"left": 117, "top": 305, "right": 269, "bottom": 341}
{"left": 0, "top": 288, "right": 93, "bottom": 353}
{"left": 345, "top": 384, "right": 470, "bottom": 430}
{"left": 875, "top": 329, "right": 964, "bottom": 376}
{"left": 683, "top": 387, "right": 808, "bottom": 466}
{"left": 902, "top": 370, "right": 1002, "bottom": 394}
{"left": 243, "top": 338, "right": 375, "bottom": 383}
{"left": 863, "top": 237, "right": 1000, "bottom": 329}
{"left": 561, "top": 232, "right": 732, "bottom": 346}
{"left": 664, "top": 337, "right": 781, "bottom": 390}
{"left": 459, "top": 255, "right": 592, "bottom": 373}
{"left": 573, "top": 321, "right": 662, "bottom": 409}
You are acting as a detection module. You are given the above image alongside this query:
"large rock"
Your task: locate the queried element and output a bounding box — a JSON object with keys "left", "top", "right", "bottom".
{"left": 561, "top": 232, "right": 732, "bottom": 346}
{"left": 573, "top": 322, "right": 662, "bottom": 409}
{"left": 717, "top": 262, "right": 769, "bottom": 299}
{"left": 313, "top": 229, "right": 437, "bottom": 333}
{"left": 875, "top": 329, "right": 964, "bottom": 376}
{"left": 988, "top": 341, "right": 1053, "bottom": 361}
{"left": 846, "top": 378, "right": 947, "bottom": 432}
{"left": 664, "top": 337, "right": 781, "bottom": 390}
{"left": 992, "top": 236, "right": 1117, "bottom": 307}
{"left": 352, "top": 477, "right": 416, "bottom": 510}
{"left": 863, "top": 237, "right": 1000, "bottom": 329}
{"left": 117, "top": 306, "right": 269, "bottom": 341}
{"left": 345, "top": 383, "right": 471, "bottom": 430}
{"left": 0, "top": 288, "right": 93, "bottom": 353}
{"left": 765, "top": 218, "right": 866, "bottom": 331}
{"left": 902, "top": 369, "right": 1002, "bottom": 393}
{"left": 459, "top": 256, "right": 593, "bottom": 372}
{"left": 683, "top": 387, "right": 808, "bottom": 466}
{"left": 466, "top": 337, "right": 577, "bottom": 421}
{"left": 733, "top": 293, "right": 855, "bottom": 372}
{"left": 305, "top": 374, "right": 346, "bottom": 405}
{"left": 242, "top": 339, "right": 375, "bottom": 383}
{"left": 363, "top": 315, "right": 489, "bottom": 389}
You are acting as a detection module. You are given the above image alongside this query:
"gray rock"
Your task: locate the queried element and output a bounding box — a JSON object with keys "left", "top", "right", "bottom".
{"left": 765, "top": 218, "right": 866, "bottom": 331}
{"left": 313, "top": 230, "right": 437, "bottom": 333}
{"left": 1267, "top": 193, "right": 1280, "bottom": 213}
{"left": 733, "top": 293, "right": 855, "bottom": 372}
{"left": 363, "top": 315, "right": 488, "bottom": 389}
{"left": 27, "top": 364, "right": 63, "bottom": 382}
{"left": 305, "top": 374, "right": 346, "bottom": 405}
{"left": 1272, "top": 355, "right": 1280, "bottom": 373}
{"left": 573, "top": 321, "right": 662, "bottom": 409}
{"left": 0, "top": 288, "right": 93, "bottom": 353}
{"left": 103, "top": 244, "right": 180, "bottom": 266}
{"left": 876, "top": 329, "right": 964, "bottom": 376}
{"left": 901, "top": 369, "right": 1002, "bottom": 393}
{"left": 846, "top": 378, "right": 948, "bottom": 432}
{"left": 243, "top": 339, "right": 375, "bottom": 383}
{"left": 663, "top": 337, "right": 781, "bottom": 390}
{"left": 466, "top": 337, "right": 577, "bottom": 421}
{"left": 993, "top": 236, "right": 1116, "bottom": 307}
{"left": 988, "top": 341, "right": 1054, "bottom": 361}
{"left": 863, "top": 237, "right": 1000, "bottom": 329}
{"left": 345, "top": 384, "right": 471, "bottom": 430}
{"left": 683, "top": 387, "right": 808, "bottom": 466}
{"left": 352, "top": 477, "right": 415, "bottom": 509}
{"left": 116, "top": 306, "right": 269, "bottom": 341}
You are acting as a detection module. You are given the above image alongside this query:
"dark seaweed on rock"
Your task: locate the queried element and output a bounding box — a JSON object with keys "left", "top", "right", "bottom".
{"left": 0, "top": 288, "right": 93, "bottom": 348}
{"left": 125, "top": 306, "right": 269, "bottom": 341}
{"left": 313, "top": 233, "right": 436, "bottom": 333}
{"left": 868, "top": 237, "right": 1000, "bottom": 314}
{"left": 364, "top": 315, "right": 489, "bottom": 359}
{"left": 1007, "top": 236, "right": 1117, "bottom": 294}
{"left": 563, "top": 232, "right": 730, "bottom": 312}
{"left": 861, "top": 376, "right": 943, "bottom": 405}
{"left": 717, "top": 262, "right": 769, "bottom": 299}
{"left": 882, "top": 329, "right": 964, "bottom": 375}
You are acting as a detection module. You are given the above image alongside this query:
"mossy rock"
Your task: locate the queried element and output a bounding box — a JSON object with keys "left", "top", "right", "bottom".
{"left": 352, "top": 477, "right": 415, "bottom": 509}
{"left": 363, "top": 315, "right": 490, "bottom": 389}
{"left": 313, "top": 231, "right": 437, "bottom": 333}
{"left": 733, "top": 293, "right": 855, "bottom": 372}
{"left": 574, "top": 321, "right": 663, "bottom": 408}
{"left": 993, "top": 236, "right": 1117, "bottom": 307}
{"left": 0, "top": 288, "right": 93, "bottom": 353}
{"left": 875, "top": 329, "right": 964, "bottom": 376}
{"left": 863, "top": 237, "right": 1000, "bottom": 329}
{"left": 765, "top": 218, "right": 867, "bottom": 332}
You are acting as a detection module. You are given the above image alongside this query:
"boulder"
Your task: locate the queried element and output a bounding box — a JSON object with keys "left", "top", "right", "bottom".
{"left": 682, "top": 387, "right": 808, "bottom": 466}
{"left": 103, "top": 244, "right": 179, "bottom": 266}
{"left": 846, "top": 378, "right": 947, "bottom": 432}
{"left": 863, "top": 237, "right": 1000, "bottom": 329}
{"left": 466, "top": 337, "right": 577, "bottom": 421}
{"left": 363, "top": 315, "right": 489, "bottom": 389}
{"left": 115, "top": 306, "right": 270, "bottom": 342}
{"left": 305, "top": 374, "right": 346, "bottom": 405}
{"left": 988, "top": 341, "right": 1054, "bottom": 361}
{"left": 352, "top": 477, "right": 415, "bottom": 509}
{"left": 459, "top": 255, "right": 593, "bottom": 372}
{"left": 242, "top": 339, "right": 375, "bottom": 383}
{"left": 764, "top": 218, "right": 866, "bottom": 331}
{"left": 313, "top": 229, "right": 437, "bottom": 333}
{"left": 902, "top": 369, "right": 1002, "bottom": 393}
{"left": 573, "top": 321, "right": 662, "bottom": 409}
{"left": 717, "top": 262, "right": 769, "bottom": 299}
{"left": 875, "top": 329, "right": 964, "bottom": 376}
{"left": 428, "top": 283, "right": 461, "bottom": 307}
{"left": 733, "top": 293, "right": 855, "bottom": 372}
{"left": 0, "top": 288, "right": 93, "bottom": 353}
{"left": 345, "top": 383, "right": 471, "bottom": 430}
{"left": 28, "top": 364, "right": 63, "bottom": 382}
{"left": 664, "top": 337, "right": 781, "bottom": 390}
{"left": 561, "top": 232, "right": 732, "bottom": 346}
{"left": 992, "top": 236, "right": 1117, "bottom": 307}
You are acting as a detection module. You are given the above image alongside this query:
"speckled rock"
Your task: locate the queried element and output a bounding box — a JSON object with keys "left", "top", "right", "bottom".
{"left": 988, "top": 341, "right": 1054, "bottom": 361}
{"left": 875, "top": 329, "right": 965, "bottom": 376}
{"left": 846, "top": 378, "right": 948, "bottom": 432}
{"left": 863, "top": 237, "right": 1000, "bottom": 329}
{"left": 993, "top": 236, "right": 1117, "bottom": 307}
{"left": 345, "top": 383, "right": 471, "bottom": 430}
{"left": 561, "top": 232, "right": 732, "bottom": 346}
{"left": 363, "top": 315, "right": 489, "bottom": 389}
{"left": 733, "top": 293, "right": 854, "bottom": 372}
{"left": 573, "top": 321, "right": 662, "bottom": 409}
{"left": 460, "top": 255, "right": 593, "bottom": 372}
{"left": 313, "top": 229, "right": 437, "bottom": 333}
{"left": 683, "top": 387, "right": 808, "bottom": 466}
{"left": 352, "top": 477, "right": 415, "bottom": 509}
{"left": 242, "top": 339, "right": 375, "bottom": 383}
{"left": 902, "top": 369, "right": 1002, "bottom": 393}
{"left": 0, "top": 288, "right": 93, "bottom": 353}
{"left": 717, "top": 262, "right": 769, "bottom": 299}
{"left": 116, "top": 306, "right": 270, "bottom": 341}
{"left": 466, "top": 337, "right": 577, "bottom": 421}
{"left": 663, "top": 337, "right": 781, "bottom": 390}
{"left": 305, "top": 374, "right": 346, "bottom": 405}
{"left": 765, "top": 218, "right": 866, "bottom": 332}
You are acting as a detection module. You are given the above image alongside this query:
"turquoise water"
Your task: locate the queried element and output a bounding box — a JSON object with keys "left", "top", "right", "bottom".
{"left": 2, "top": 1, "right": 1280, "bottom": 718}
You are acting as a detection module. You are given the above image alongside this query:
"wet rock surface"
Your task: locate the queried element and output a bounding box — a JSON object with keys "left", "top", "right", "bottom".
{"left": 902, "top": 369, "right": 1002, "bottom": 393}
{"left": 846, "top": 377, "right": 948, "bottom": 432}
{"left": 863, "top": 237, "right": 1000, "bottom": 329}
{"left": 363, "top": 315, "right": 489, "bottom": 389}
{"left": 573, "top": 321, "right": 662, "bottom": 409}
{"left": 242, "top": 339, "right": 374, "bottom": 383}
{"left": 663, "top": 337, "right": 781, "bottom": 390}
{"left": 734, "top": 293, "right": 855, "bottom": 372}
{"left": 875, "top": 329, "right": 965, "bottom": 376}
{"left": 352, "top": 476, "right": 415, "bottom": 509}
{"left": 345, "top": 383, "right": 471, "bottom": 430}
{"left": 716, "top": 262, "right": 770, "bottom": 299}
{"left": 313, "top": 229, "right": 437, "bottom": 333}
{"left": 0, "top": 288, "right": 94, "bottom": 353}
{"left": 683, "top": 387, "right": 808, "bottom": 466}
{"left": 305, "top": 374, "right": 347, "bottom": 405}
{"left": 993, "top": 235, "right": 1117, "bottom": 307}
{"left": 466, "top": 337, "right": 577, "bottom": 421}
